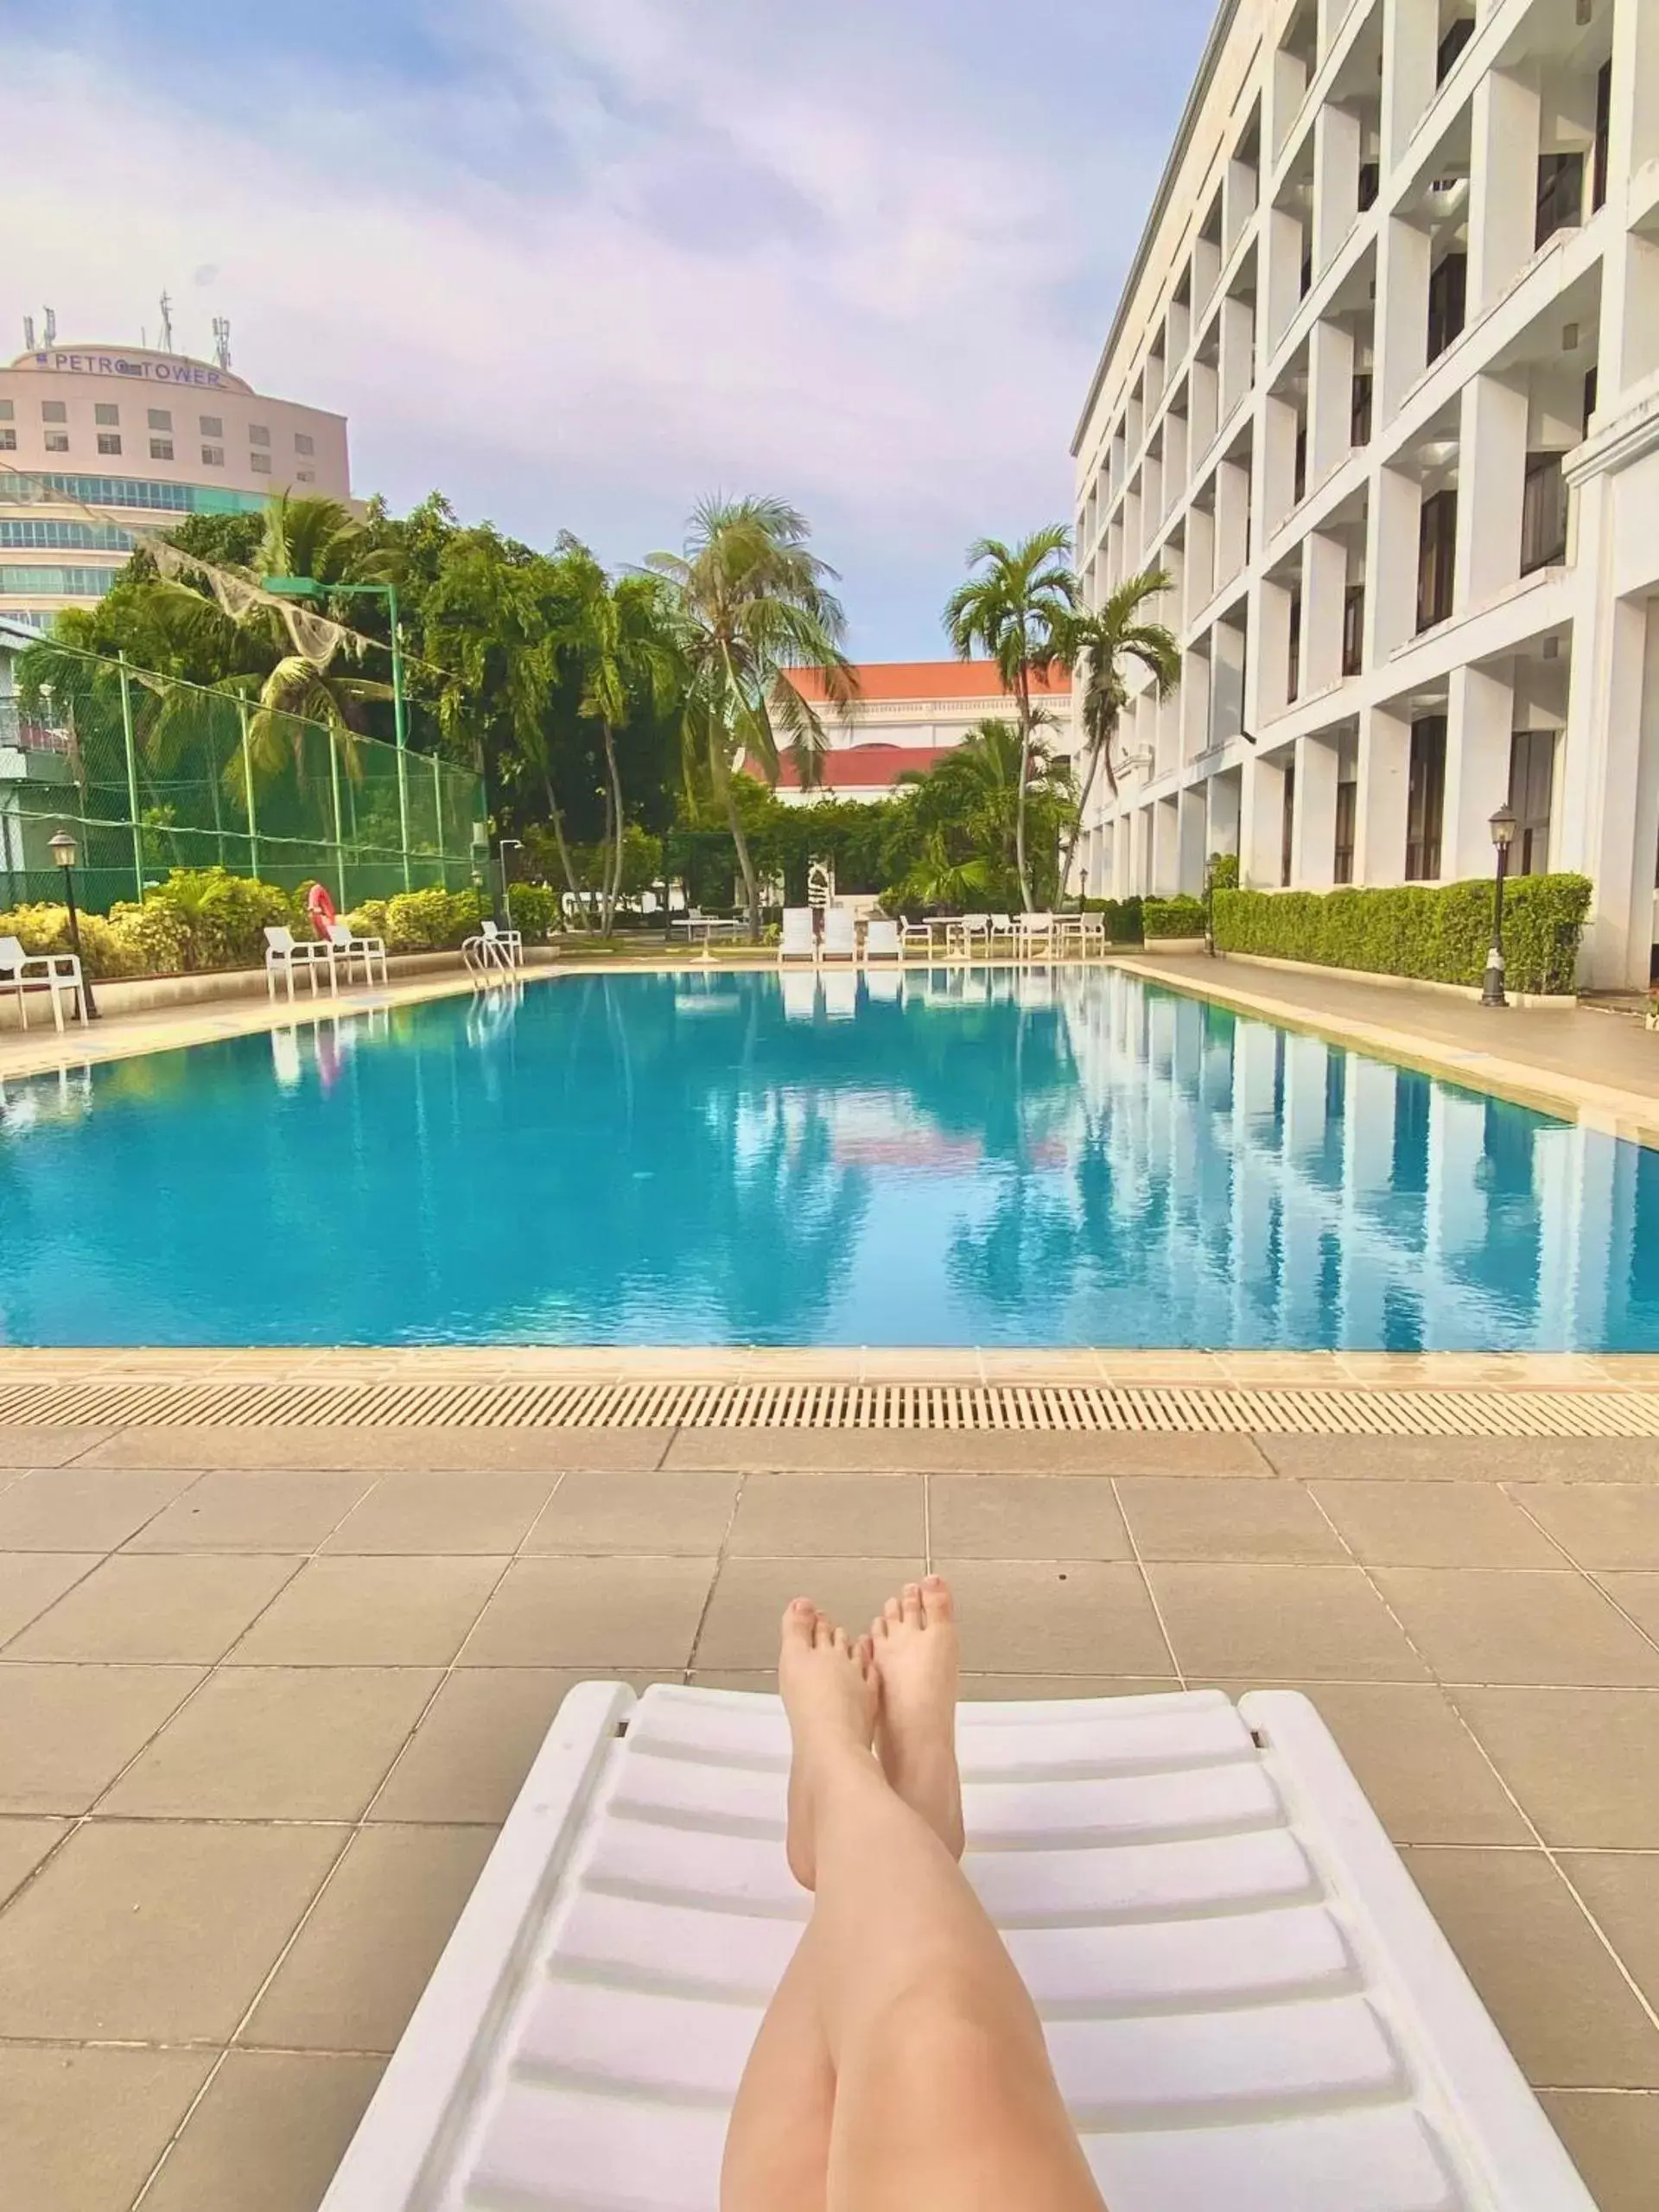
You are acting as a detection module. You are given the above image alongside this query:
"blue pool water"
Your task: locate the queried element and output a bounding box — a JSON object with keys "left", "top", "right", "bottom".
{"left": 3, "top": 967, "right": 1657, "bottom": 1350}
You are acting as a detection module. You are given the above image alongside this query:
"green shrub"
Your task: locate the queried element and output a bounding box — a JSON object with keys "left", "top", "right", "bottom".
{"left": 381, "top": 887, "right": 486, "bottom": 952}
{"left": 1207, "top": 851, "right": 1239, "bottom": 891}
{"left": 107, "top": 898, "right": 193, "bottom": 976}
{"left": 137, "top": 869, "right": 298, "bottom": 971}
{"left": 0, "top": 901, "right": 128, "bottom": 979}
{"left": 1143, "top": 895, "right": 1209, "bottom": 939}
{"left": 342, "top": 899, "right": 391, "bottom": 945}
{"left": 1080, "top": 895, "right": 1144, "bottom": 944}
{"left": 1213, "top": 874, "right": 1591, "bottom": 994}
{"left": 503, "top": 883, "right": 556, "bottom": 943}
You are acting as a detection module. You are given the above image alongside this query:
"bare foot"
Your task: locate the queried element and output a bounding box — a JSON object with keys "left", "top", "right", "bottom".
{"left": 779, "top": 1598, "right": 879, "bottom": 1891}
{"left": 870, "top": 1575, "right": 964, "bottom": 1859}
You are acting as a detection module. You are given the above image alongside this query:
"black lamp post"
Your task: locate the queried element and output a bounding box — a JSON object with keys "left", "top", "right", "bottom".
{"left": 1481, "top": 803, "right": 1517, "bottom": 1008}
{"left": 48, "top": 829, "right": 98, "bottom": 1020}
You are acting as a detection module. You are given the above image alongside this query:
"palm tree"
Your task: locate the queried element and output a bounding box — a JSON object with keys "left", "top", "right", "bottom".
{"left": 1058, "top": 569, "right": 1181, "bottom": 899}
{"left": 943, "top": 527, "right": 1077, "bottom": 910}
{"left": 892, "top": 718, "right": 1074, "bottom": 912}
{"left": 650, "top": 496, "right": 855, "bottom": 937}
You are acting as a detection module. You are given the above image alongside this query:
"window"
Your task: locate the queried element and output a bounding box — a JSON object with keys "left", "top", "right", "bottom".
{"left": 1417, "top": 489, "right": 1458, "bottom": 629}
{"left": 1583, "top": 365, "right": 1599, "bottom": 429}
{"left": 201, "top": 444, "right": 225, "bottom": 467}
{"left": 1300, "top": 240, "right": 1312, "bottom": 299}
{"left": 0, "top": 430, "right": 15, "bottom": 452}
{"left": 1593, "top": 61, "right": 1611, "bottom": 213}
{"left": 200, "top": 414, "right": 223, "bottom": 438}
{"left": 250, "top": 452, "right": 272, "bottom": 474}
{"left": 1520, "top": 452, "right": 1567, "bottom": 571}
{"left": 44, "top": 432, "right": 69, "bottom": 454}
{"left": 1351, "top": 370, "right": 1373, "bottom": 447}
{"left": 94, "top": 403, "right": 119, "bottom": 427}
{"left": 1509, "top": 729, "right": 1555, "bottom": 875}
{"left": 1535, "top": 153, "right": 1584, "bottom": 249}
{"left": 149, "top": 437, "right": 174, "bottom": 461}
{"left": 0, "top": 399, "right": 11, "bottom": 420}
{"left": 249, "top": 423, "right": 270, "bottom": 447}
{"left": 147, "top": 408, "right": 172, "bottom": 432}
{"left": 1333, "top": 779, "right": 1357, "bottom": 883}
{"left": 1281, "top": 764, "right": 1297, "bottom": 887}
{"left": 297, "top": 468, "right": 315, "bottom": 483}
{"left": 1436, "top": 16, "right": 1474, "bottom": 84}
{"left": 97, "top": 432, "right": 122, "bottom": 456}
{"left": 1342, "top": 583, "right": 1365, "bottom": 674}
{"left": 1287, "top": 594, "right": 1302, "bottom": 702}
{"left": 1427, "top": 252, "right": 1466, "bottom": 361}
{"left": 294, "top": 431, "right": 315, "bottom": 455}
{"left": 1293, "top": 417, "right": 1307, "bottom": 503}
{"left": 1405, "top": 717, "right": 1446, "bottom": 879}
{"left": 41, "top": 401, "right": 67, "bottom": 423}
{"left": 1357, "top": 161, "right": 1380, "bottom": 211}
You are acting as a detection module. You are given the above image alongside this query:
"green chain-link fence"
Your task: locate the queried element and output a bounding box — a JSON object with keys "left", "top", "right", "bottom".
{"left": 0, "top": 643, "right": 483, "bottom": 913}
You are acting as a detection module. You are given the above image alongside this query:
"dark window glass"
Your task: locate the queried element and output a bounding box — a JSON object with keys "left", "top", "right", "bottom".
{"left": 1521, "top": 452, "right": 1567, "bottom": 572}
{"left": 1281, "top": 764, "right": 1297, "bottom": 887}
{"left": 1287, "top": 594, "right": 1301, "bottom": 702}
{"left": 1334, "top": 779, "right": 1357, "bottom": 883}
{"left": 1351, "top": 369, "right": 1373, "bottom": 446}
{"left": 1343, "top": 583, "right": 1365, "bottom": 674}
{"left": 1593, "top": 61, "right": 1611, "bottom": 213}
{"left": 1583, "top": 365, "right": 1599, "bottom": 429}
{"left": 1417, "top": 488, "right": 1458, "bottom": 630}
{"left": 1357, "top": 161, "right": 1380, "bottom": 211}
{"left": 1406, "top": 718, "right": 1446, "bottom": 880}
{"left": 1509, "top": 728, "right": 1555, "bottom": 876}
{"left": 1300, "top": 241, "right": 1313, "bottom": 298}
{"left": 1436, "top": 16, "right": 1474, "bottom": 84}
{"left": 1294, "top": 416, "right": 1307, "bottom": 502}
{"left": 1427, "top": 252, "right": 1467, "bottom": 361}
{"left": 1535, "top": 153, "right": 1584, "bottom": 249}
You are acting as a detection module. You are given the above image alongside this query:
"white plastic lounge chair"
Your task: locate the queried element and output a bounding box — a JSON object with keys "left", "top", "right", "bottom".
{"left": 321, "top": 1682, "right": 1597, "bottom": 2212}
{"left": 1018, "top": 911, "right": 1056, "bottom": 959}
{"left": 952, "top": 911, "right": 990, "bottom": 958}
{"left": 988, "top": 912, "right": 1016, "bottom": 957}
{"left": 779, "top": 970, "right": 818, "bottom": 1023}
{"left": 820, "top": 906, "right": 857, "bottom": 963}
{"left": 820, "top": 966, "right": 857, "bottom": 1019}
{"left": 0, "top": 933, "right": 85, "bottom": 1032}
{"left": 778, "top": 907, "right": 817, "bottom": 966}
{"left": 327, "top": 921, "right": 389, "bottom": 987}
{"left": 264, "top": 925, "right": 332, "bottom": 1001}
{"left": 485, "top": 918, "right": 524, "bottom": 968}
{"left": 862, "top": 917, "right": 901, "bottom": 966}
{"left": 898, "top": 914, "right": 933, "bottom": 959}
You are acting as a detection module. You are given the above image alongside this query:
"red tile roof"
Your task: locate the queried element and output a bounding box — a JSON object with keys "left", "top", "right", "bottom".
{"left": 783, "top": 658, "right": 1069, "bottom": 703}
{"left": 773, "top": 745, "right": 950, "bottom": 791}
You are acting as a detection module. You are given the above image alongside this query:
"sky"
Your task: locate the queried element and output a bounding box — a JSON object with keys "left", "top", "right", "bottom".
{"left": 0, "top": 0, "right": 1217, "bottom": 658}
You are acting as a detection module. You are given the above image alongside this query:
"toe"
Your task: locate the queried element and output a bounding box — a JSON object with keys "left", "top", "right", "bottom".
{"left": 855, "top": 1632, "right": 874, "bottom": 1674}
{"left": 871, "top": 1611, "right": 888, "bottom": 1642}
{"left": 901, "top": 1581, "right": 924, "bottom": 1627}
{"left": 782, "top": 1598, "right": 816, "bottom": 1646}
{"left": 882, "top": 1595, "right": 903, "bottom": 1630}
{"left": 812, "top": 1609, "right": 832, "bottom": 1649}
{"left": 832, "top": 1623, "right": 850, "bottom": 1655}
{"left": 921, "top": 1574, "right": 955, "bottom": 1625}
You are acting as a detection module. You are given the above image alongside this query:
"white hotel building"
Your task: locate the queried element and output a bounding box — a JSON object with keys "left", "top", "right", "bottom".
{"left": 1071, "top": 0, "right": 1659, "bottom": 986}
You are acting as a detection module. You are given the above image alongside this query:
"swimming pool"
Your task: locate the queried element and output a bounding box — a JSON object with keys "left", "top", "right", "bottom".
{"left": 2, "top": 966, "right": 1656, "bottom": 1350}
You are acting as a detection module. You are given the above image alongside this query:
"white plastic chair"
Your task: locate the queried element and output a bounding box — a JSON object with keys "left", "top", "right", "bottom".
{"left": 778, "top": 908, "right": 817, "bottom": 966}
{"left": 899, "top": 915, "right": 934, "bottom": 958}
{"left": 988, "top": 913, "right": 1016, "bottom": 958}
{"left": 484, "top": 918, "right": 524, "bottom": 969}
{"left": 953, "top": 912, "right": 991, "bottom": 959}
{"left": 862, "top": 918, "right": 901, "bottom": 966}
{"left": 820, "top": 906, "right": 857, "bottom": 963}
{"left": 0, "top": 934, "right": 84, "bottom": 1032}
{"left": 1019, "top": 912, "right": 1056, "bottom": 960}
{"left": 264, "top": 925, "right": 332, "bottom": 1001}
{"left": 327, "top": 921, "right": 389, "bottom": 988}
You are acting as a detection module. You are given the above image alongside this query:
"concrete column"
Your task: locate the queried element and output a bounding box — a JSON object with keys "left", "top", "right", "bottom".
{"left": 1255, "top": 575, "right": 1295, "bottom": 721}
{"left": 1301, "top": 528, "right": 1348, "bottom": 694}
{"left": 1219, "top": 297, "right": 1255, "bottom": 418}
{"left": 1563, "top": 588, "right": 1659, "bottom": 988}
{"left": 1306, "top": 315, "right": 1356, "bottom": 482}
{"left": 1454, "top": 372, "right": 1528, "bottom": 607}
{"left": 1312, "top": 103, "right": 1362, "bottom": 276}
{"left": 1382, "top": 0, "right": 1439, "bottom": 166}
{"left": 1354, "top": 702, "right": 1411, "bottom": 884}
{"left": 1211, "top": 622, "right": 1247, "bottom": 747}
{"left": 1112, "top": 815, "right": 1132, "bottom": 898}
{"left": 1467, "top": 69, "right": 1541, "bottom": 315}
{"left": 1269, "top": 51, "right": 1310, "bottom": 162}
{"left": 1190, "top": 359, "right": 1219, "bottom": 461}
{"left": 1208, "top": 770, "right": 1242, "bottom": 861}
{"left": 1215, "top": 459, "right": 1251, "bottom": 588}
{"left": 1240, "top": 751, "right": 1289, "bottom": 887}
{"left": 1262, "top": 395, "right": 1300, "bottom": 537}
{"left": 1376, "top": 216, "right": 1431, "bottom": 421}
{"left": 1192, "top": 235, "right": 1222, "bottom": 317}
{"left": 1165, "top": 411, "right": 1189, "bottom": 508}
{"left": 1135, "top": 805, "right": 1155, "bottom": 895}
{"left": 1364, "top": 463, "right": 1422, "bottom": 662}
{"left": 1154, "top": 795, "right": 1181, "bottom": 895}
{"left": 1440, "top": 659, "right": 1514, "bottom": 880}
{"left": 1291, "top": 732, "right": 1341, "bottom": 888}
{"left": 1266, "top": 206, "right": 1306, "bottom": 353}
{"left": 1224, "top": 158, "right": 1259, "bottom": 257}
{"left": 1178, "top": 785, "right": 1209, "bottom": 893}
{"left": 1185, "top": 504, "right": 1216, "bottom": 619}
{"left": 1181, "top": 644, "right": 1213, "bottom": 760}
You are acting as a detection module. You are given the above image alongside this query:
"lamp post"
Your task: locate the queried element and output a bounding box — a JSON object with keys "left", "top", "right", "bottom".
{"left": 497, "top": 837, "right": 522, "bottom": 936}
{"left": 1481, "top": 803, "right": 1517, "bottom": 1008}
{"left": 48, "top": 829, "right": 98, "bottom": 1020}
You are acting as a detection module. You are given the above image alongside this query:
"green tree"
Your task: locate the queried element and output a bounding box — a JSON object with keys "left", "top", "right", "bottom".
{"left": 887, "top": 718, "right": 1076, "bottom": 912}
{"left": 650, "top": 496, "right": 855, "bottom": 937}
{"left": 943, "top": 526, "right": 1076, "bottom": 910}
{"left": 1058, "top": 569, "right": 1181, "bottom": 898}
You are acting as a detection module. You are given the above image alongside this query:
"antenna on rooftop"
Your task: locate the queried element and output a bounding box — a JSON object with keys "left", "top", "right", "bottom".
{"left": 22, "top": 315, "right": 35, "bottom": 351}
{"left": 41, "top": 307, "right": 57, "bottom": 348}
{"left": 212, "top": 315, "right": 232, "bottom": 372}
{"left": 158, "top": 290, "right": 175, "bottom": 353}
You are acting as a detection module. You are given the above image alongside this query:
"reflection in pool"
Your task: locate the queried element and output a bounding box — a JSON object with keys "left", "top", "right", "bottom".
{"left": 1, "top": 967, "right": 1654, "bottom": 1349}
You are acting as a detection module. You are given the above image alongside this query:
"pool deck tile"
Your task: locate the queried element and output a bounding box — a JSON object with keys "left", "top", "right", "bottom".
{"left": 2, "top": 1415, "right": 1657, "bottom": 2211}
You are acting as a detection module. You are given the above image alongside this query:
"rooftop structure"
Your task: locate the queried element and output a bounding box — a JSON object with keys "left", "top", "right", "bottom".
{"left": 772, "top": 658, "right": 1071, "bottom": 804}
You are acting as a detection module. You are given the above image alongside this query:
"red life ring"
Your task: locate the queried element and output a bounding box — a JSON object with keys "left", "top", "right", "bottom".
{"left": 307, "top": 883, "right": 338, "bottom": 940}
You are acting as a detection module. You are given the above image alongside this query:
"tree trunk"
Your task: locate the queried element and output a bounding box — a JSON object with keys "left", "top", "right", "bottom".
{"left": 542, "top": 770, "right": 589, "bottom": 932}
{"left": 1056, "top": 710, "right": 1117, "bottom": 903}
{"left": 716, "top": 758, "right": 762, "bottom": 938}
{"left": 1013, "top": 671, "right": 1034, "bottom": 911}
{"left": 601, "top": 723, "right": 625, "bottom": 938}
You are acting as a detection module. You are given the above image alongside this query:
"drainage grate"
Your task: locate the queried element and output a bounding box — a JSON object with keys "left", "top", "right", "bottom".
{"left": 0, "top": 1376, "right": 1657, "bottom": 1437}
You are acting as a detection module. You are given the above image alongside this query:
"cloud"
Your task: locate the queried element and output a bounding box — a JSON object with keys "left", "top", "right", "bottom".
{"left": 0, "top": 0, "right": 1212, "bottom": 652}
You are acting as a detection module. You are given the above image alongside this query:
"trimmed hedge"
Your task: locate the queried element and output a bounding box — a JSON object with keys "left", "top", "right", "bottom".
{"left": 1080, "top": 895, "right": 1144, "bottom": 944}
{"left": 1143, "top": 895, "right": 1209, "bottom": 939}
{"left": 1212, "top": 874, "right": 1591, "bottom": 994}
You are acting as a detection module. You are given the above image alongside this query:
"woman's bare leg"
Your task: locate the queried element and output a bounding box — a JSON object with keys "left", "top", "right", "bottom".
{"left": 799, "top": 1579, "right": 1106, "bottom": 2212}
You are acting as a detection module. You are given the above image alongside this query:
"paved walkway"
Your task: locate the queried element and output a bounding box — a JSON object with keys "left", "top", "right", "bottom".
{"left": 1, "top": 1421, "right": 1656, "bottom": 2212}
{"left": 1121, "top": 952, "right": 1659, "bottom": 1142}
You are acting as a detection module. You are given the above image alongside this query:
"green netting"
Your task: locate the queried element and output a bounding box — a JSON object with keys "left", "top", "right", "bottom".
{"left": 0, "top": 644, "right": 483, "bottom": 914}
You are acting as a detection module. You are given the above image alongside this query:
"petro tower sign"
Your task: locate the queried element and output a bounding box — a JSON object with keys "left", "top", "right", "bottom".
{"left": 13, "top": 348, "right": 251, "bottom": 394}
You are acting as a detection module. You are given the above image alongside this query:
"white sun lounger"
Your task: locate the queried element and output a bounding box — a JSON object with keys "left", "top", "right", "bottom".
{"left": 321, "top": 1683, "right": 1593, "bottom": 2212}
